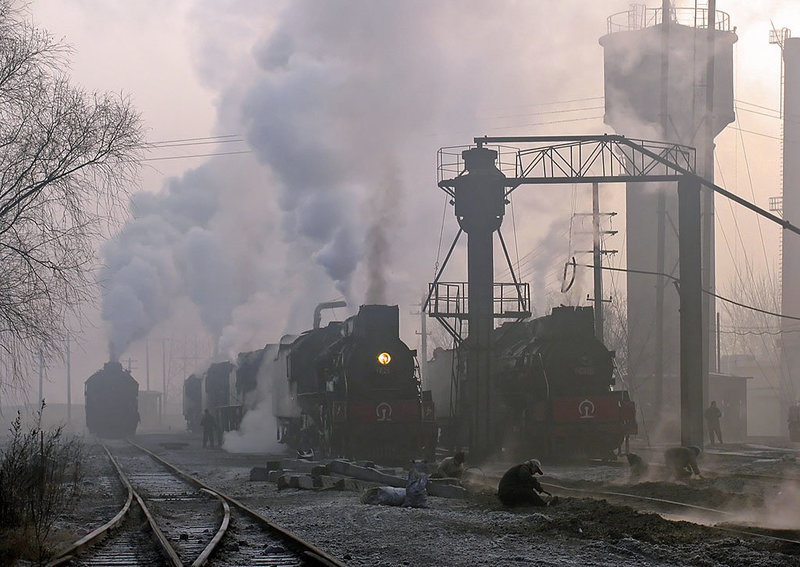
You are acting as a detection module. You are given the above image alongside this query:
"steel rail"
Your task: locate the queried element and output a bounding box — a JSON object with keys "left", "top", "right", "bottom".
{"left": 128, "top": 440, "right": 348, "bottom": 567}
{"left": 109, "top": 444, "right": 184, "bottom": 567}
{"left": 45, "top": 445, "right": 135, "bottom": 567}
{"left": 129, "top": 478, "right": 184, "bottom": 567}
{"left": 192, "top": 488, "right": 231, "bottom": 567}
{"left": 50, "top": 443, "right": 185, "bottom": 566}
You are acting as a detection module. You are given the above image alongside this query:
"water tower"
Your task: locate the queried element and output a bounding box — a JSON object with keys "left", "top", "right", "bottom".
{"left": 599, "top": 2, "right": 736, "bottom": 433}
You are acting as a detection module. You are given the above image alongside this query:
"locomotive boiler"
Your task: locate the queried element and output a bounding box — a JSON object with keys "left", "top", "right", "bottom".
{"left": 427, "top": 306, "right": 637, "bottom": 460}
{"left": 85, "top": 361, "right": 139, "bottom": 438}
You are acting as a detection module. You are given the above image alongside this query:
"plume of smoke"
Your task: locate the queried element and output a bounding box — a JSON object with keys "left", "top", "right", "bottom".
{"left": 100, "top": 157, "right": 282, "bottom": 360}
{"left": 365, "top": 162, "right": 401, "bottom": 304}
{"left": 99, "top": 212, "right": 183, "bottom": 361}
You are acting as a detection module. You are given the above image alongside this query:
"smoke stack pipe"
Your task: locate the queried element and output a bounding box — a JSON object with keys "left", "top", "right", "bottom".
{"left": 313, "top": 301, "right": 347, "bottom": 329}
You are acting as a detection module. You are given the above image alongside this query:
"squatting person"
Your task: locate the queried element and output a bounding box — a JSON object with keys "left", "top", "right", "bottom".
{"left": 497, "top": 459, "right": 558, "bottom": 507}
{"left": 664, "top": 445, "right": 702, "bottom": 480}
{"left": 626, "top": 452, "right": 649, "bottom": 481}
{"left": 431, "top": 451, "right": 466, "bottom": 479}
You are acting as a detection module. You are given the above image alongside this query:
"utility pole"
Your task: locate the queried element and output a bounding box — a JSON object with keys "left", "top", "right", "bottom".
{"left": 576, "top": 188, "right": 617, "bottom": 342}
{"left": 412, "top": 296, "right": 430, "bottom": 385}
{"left": 655, "top": 0, "right": 670, "bottom": 426}
{"left": 66, "top": 333, "right": 71, "bottom": 423}
{"left": 162, "top": 338, "right": 168, "bottom": 421}
{"left": 701, "top": 0, "right": 718, "bottom": 414}
{"left": 655, "top": 192, "right": 666, "bottom": 418}
{"left": 145, "top": 339, "right": 150, "bottom": 391}
{"left": 592, "top": 183, "right": 606, "bottom": 342}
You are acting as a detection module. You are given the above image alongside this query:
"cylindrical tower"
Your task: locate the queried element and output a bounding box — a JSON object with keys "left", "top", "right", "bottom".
{"left": 781, "top": 37, "right": 800, "bottom": 412}
{"left": 599, "top": 3, "right": 737, "bottom": 439}
{"left": 452, "top": 147, "right": 506, "bottom": 459}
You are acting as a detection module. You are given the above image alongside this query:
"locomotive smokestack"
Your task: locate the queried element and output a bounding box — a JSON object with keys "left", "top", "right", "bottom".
{"left": 313, "top": 301, "right": 347, "bottom": 329}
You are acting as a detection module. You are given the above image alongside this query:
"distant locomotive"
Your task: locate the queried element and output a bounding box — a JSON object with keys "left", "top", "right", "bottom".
{"left": 427, "top": 306, "right": 637, "bottom": 460}
{"left": 183, "top": 304, "right": 436, "bottom": 463}
{"left": 85, "top": 361, "right": 139, "bottom": 438}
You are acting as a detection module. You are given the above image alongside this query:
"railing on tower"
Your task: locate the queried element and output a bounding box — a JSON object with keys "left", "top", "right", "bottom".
{"left": 427, "top": 281, "right": 531, "bottom": 320}
{"left": 607, "top": 5, "right": 731, "bottom": 34}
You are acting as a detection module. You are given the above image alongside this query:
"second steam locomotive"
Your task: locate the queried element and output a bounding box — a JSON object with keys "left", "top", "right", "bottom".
{"left": 427, "top": 306, "right": 637, "bottom": 460}
{"left": 184, "top": 304, "right": 436, "bottom": 463}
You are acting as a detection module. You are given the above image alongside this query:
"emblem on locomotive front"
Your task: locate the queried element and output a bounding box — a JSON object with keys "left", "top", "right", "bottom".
{"left": 578, "top": 399, "right": 596, "bottom": 419}
{"left": 376, "top": 402, "right": 393, "bottom": 421}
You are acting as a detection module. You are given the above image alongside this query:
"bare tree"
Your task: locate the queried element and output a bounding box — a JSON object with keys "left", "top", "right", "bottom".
{"left": 0, "top": 1, "right": 143, "bottom": 385}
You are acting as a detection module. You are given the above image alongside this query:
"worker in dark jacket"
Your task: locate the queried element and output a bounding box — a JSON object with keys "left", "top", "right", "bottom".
{"left": 200, "top": 409, "right": 218, "bottom": 449}
{"left": 497, "top": 459, "right": 557, "bottom": 507}
{"left": 664, "top": 446, "right": 702, "bottom": 480}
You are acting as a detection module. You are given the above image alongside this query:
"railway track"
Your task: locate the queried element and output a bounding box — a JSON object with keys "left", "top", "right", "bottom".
{"left": 48, "top": 441, "right": 347, "bottom": 567}
{"left": 538, "top": 477, "right": 800, "bottom": 546}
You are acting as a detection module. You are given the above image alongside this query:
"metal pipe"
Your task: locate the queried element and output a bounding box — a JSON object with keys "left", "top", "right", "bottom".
{"left": 313, "top": 301, "right": 347, "bottom": 329}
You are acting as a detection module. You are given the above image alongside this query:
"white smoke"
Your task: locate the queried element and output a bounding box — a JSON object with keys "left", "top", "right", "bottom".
{"left": 222, "top": 343, "right": 288, "bottom": 453}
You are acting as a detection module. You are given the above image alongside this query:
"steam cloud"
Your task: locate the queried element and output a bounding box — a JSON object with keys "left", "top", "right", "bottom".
{"left": 100, "top": 2, "right": 621, "bottom": 431}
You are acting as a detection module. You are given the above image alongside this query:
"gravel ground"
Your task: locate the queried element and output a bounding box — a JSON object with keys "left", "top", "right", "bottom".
{"left": 48, "top": 434, "right": 800, "bottom": 567}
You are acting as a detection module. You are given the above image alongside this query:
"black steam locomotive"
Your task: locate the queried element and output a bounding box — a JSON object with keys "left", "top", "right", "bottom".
{"left": 427, "top": 306, "right": 636, "bottom": 460}
{"left": 85, "top": 361, "right": 140, "bottom": 438}
{"left": 183, "top": 304, "right": 436, "bottom": 463}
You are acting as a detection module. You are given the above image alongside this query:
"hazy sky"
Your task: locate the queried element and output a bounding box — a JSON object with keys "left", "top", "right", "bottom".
{"left": 12, "top": 0, "right": 798, "bottom": 408}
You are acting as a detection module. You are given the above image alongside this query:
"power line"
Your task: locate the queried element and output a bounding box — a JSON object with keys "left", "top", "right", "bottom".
{"left": 734, "top": 99, "right": 781, "bottom": 114}
{"left": 483, "top": 115, "right": 605, "bottom": 132}
{"left": 574, "top": 263, "right": 800, "bottom": 321}
{"left": 150, "top": 138, "right": 245, "bottom": 149}
{"left": 141, "top": 149, "right": 253, "bottom": 162}
{"left": 484, "top": 105, "right": 605, "bottom": 121}
{"left": 148, "top": 134, "right": 242, "bottom": 145}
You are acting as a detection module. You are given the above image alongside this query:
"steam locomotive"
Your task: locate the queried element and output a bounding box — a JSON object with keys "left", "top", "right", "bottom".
{"left": 85, "top": 361, "right": 140, "bottom": 438}
{"left": 183, "top": 304, "right": 436, "bottom": 463}
{"left": 427, "top": 306, "right": 637, "bottom": 460}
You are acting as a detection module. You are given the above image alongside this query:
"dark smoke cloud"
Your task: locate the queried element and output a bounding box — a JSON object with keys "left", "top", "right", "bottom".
{"left": 100, "top": 156, "right": 283, "bottom": 360}
{"left": 101, "top": 0, "right": 628, "bottom": 361}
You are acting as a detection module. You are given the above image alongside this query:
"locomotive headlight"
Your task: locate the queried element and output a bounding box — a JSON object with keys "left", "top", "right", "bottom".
{"left": 377, "top": 352, "right": 392, "bottom": 365}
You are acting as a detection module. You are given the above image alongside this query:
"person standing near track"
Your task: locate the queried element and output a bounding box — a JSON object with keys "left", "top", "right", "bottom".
{"left": 200, "top": 409, "right": 218, "bottom": 449}
{"left": 705, "top": 400, "right": 723, "bottom": 445}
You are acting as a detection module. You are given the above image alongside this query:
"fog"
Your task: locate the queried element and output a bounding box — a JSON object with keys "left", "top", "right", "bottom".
{"left": 5, "top": 0, "right": 794, "bottom": 448}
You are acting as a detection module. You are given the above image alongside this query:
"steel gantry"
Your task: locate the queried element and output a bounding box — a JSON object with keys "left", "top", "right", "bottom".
{"left": 428, "top": 134, "right": 800, "bottom": 459}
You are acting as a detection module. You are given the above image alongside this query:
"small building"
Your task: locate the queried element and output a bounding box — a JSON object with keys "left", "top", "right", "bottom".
{"left": 138, "top": 390, "right": 163, "bottom": 430}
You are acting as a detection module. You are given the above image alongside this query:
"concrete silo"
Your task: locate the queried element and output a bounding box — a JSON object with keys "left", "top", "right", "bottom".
{"left": 599, "top": 2, "right": 737, "bottom": 437}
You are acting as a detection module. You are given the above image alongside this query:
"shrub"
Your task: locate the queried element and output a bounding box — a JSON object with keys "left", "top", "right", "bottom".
{"left": 0, "top": 401, "right": 84, "bottom": 565}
